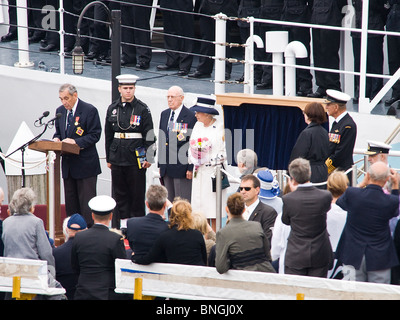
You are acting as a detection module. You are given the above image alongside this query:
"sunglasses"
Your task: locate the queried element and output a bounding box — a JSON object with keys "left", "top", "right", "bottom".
{"left": 239, "top": 187, "right": 253, "bottom": 191}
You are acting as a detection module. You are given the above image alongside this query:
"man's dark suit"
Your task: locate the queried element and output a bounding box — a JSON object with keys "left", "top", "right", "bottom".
{"left": 336, "top": 185, "right": 399, "bottom": 272}
{"left": 71, "top": 224, "right": 128, "bottom": 300}
{"left": 53, "top": 238, "right": 78, "bottom": 300}
{"left": 282, "top": 185, "right": 333, "bottom": 277}
{"left": 126, "top": 213, "right": 169, "bottom": 260}
{"left": 53, "top": 99, "right": 102, "bottom": 224}
{"left": 158, "top": 106, "right": 197, "bottom": 201}
{"left": 248, "top": 200, "right": 277, "bottom": 244}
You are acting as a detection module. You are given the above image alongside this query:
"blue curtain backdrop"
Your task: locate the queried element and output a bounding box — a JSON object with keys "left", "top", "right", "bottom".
{"left": 223, "top": 103, "right": 308, "bottom": 170}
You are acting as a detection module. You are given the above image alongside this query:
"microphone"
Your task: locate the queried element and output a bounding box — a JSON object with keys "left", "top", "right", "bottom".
{"left": 47, "top": 113, "right": 62, "bottom": 124}
{"left": 34, "top": 111, "right": 50, "bottom": 126}
{"left": 38, "top": 111, "right": 50, "bottom": 121}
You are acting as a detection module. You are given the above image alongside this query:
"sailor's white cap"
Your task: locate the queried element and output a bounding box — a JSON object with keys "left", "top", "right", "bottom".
{"left": 116, "top": 74, "right": 139, "bottom": 85}
{"left": 365, "top": 140, "right": 392, "bottom": 155}
{"left": 326, "top": 89, "right": 351, "bottom": 104}
{"left": 88, "top": 195, "right": 116, "bottom": 215}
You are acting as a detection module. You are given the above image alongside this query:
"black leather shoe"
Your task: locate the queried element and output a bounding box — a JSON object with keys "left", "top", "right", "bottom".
{"left": 85, "top": 51, "right": 98, "bottom": 60}
{"left": 121, "top": 58, "right": 136, "bottom": 66}
{"left": 136, "top": 62, "right": 150, "bottom": 70}
{"left": 29, "top": 35, "right": 44, "bottom": 43}
{"left": 39, "top": 44, "right": 58, "bottom": 52}
{"left": 177, "top": 69, "right": 189, "bottom": 76}
{"left": 297, "top": 88, "right": 312, "bottom": 97}
{"left": 1, "top": 32, "right": 17, "bottom": 42}
{"left": 256, "top": 82, "right": 272, "bottom": 90}
{"left": 307, "top": 90, "right": 326, "bottom": 98}
{"left": 157, "top": 64, "right": 178, "bottom": 71}
{"left": 385, "top": 96, "right": 400, "bottom": 106}
{"left": 188, "top": 71, "right": 212, "bottom": 79}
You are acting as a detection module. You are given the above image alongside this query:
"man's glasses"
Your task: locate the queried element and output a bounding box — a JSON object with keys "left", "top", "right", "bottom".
{"left": 239, "top": 187, "right": 252, "bottom": 191}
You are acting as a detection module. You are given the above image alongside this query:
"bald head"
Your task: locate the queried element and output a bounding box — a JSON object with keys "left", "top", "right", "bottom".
{"left": 368, "top": 161, "right": 390, "bottom": 186}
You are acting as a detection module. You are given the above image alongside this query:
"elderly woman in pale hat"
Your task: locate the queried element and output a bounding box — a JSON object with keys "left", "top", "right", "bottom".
{"left": 189, "top": 97, "right": 228, "bottom": 231}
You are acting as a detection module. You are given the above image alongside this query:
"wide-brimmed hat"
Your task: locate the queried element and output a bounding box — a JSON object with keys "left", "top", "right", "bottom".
{"left": 191, "top": 97, "right": 219, "bottom": 115}
{"left": 257, "top": 169, "right": 280, "bottom": 199}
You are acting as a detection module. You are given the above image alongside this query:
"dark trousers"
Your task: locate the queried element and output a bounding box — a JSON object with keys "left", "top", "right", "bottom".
{"left": 64, "top": 175, "right": 97, "bottom": 227}
{"left": 285, "top": 265, "right": 329, "bottom": 278}
{"left": 352, "top": 36, "right": 384, "bottom": 100}
{"left": 387, "top": 34, "right": 400, "bottom": 99}
{"left": 195, "top": 15, "right": 233, "bottom": 75}
{"left": 121, "top": 0, "right": 152, "bottom": 64}
{"left": 161, "top": 3, "right": 194, "bottom": 71}
{"left": 286, "top": 25, "right": 313, "bottom": 92}
{"left": 111, "top": 165, "right": 146, "bottom": 220}
{"left": 312, "top": 28, "right": 341, "bottom": 92}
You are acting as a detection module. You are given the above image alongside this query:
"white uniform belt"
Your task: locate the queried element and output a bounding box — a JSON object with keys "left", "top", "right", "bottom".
{"left": 114, "top": 132, "right": 143, "bottom": 139}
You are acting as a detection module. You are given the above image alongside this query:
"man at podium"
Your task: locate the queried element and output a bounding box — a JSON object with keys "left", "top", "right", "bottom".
{"left": 53, "top": 84, "right": 102, "bottom": 227}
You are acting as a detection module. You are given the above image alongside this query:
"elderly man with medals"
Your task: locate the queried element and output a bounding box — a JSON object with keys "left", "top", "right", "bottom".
{"left": 105, "top": 74, "right": 155, "bottom": 229}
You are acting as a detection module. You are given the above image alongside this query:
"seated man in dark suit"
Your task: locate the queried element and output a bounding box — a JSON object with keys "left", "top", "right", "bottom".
{"left": 126, "top": 185, "right": 169, "bottom": 260}
{"left": 282, "top": 158, "right": 333, "bottom": 278}
{"left": 336, "top": 161, "right": 399, "bottom": 283}
{"left": 53, "top": 214, "right": 87, "bottom": 300}
{"left": 239, "top": 174, "right": 277, "bottom": 244}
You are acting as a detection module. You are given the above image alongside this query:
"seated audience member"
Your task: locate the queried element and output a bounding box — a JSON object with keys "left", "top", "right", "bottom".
{"left": 53, "top": 214, "right": 87, "bottom": 300}
{"left": 71, "top": 195, "right": 128, "bottom": 300}
{"left": 240, "top": 174, "right": 277, "bottom": 244}
{"left": 257, "top": 169, "right": 283, "bottom": 214}
{"left": 215, "top": 193, "right": 275, "bottom": 274}
{"left": 192, "top": 211, "right": 216, "bottom": 263}
{"left": 236, "top": 149, "right": 258, "bottom": 178}
{"left": 126, "top": 185, "right": 169, "bottom": 260}
{"left": 132, "top": 200, "right": 207, "bottom": 266}
{"left": 326, "top": 171, "right": 348, "bottom": 278}
{"left": 2, "top": 188, "right": 64, "bottom": 299}
{"left": 282, "top": 158, "right": 333, "bottom": 278}
{"left": 336, "top": 161, "right": 399, "bottom": 284}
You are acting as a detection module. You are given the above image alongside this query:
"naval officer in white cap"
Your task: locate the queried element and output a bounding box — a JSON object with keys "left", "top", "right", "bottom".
{"left": 324, "top": 89, "right": 357, "bottom": 182}
{"left": 71, "top": 195, "right": 128, "bottom": 300}
{"left": 105, "top": 74, "right": 155, "bottom": 228}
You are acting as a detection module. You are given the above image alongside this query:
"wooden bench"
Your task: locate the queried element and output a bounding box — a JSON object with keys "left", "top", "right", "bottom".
{"left": 0, "top": 257, "right": 65, "bottom": 300}
{"left": 115, "top": 259, "right": 400, "bottom": 300}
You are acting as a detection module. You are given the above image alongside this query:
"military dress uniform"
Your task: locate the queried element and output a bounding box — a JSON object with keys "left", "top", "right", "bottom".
{"left": 325, "top": 90, "right": 357, "bottom": 175}
{"left": 105, "top": 77, "right": 155, "bottom": 221}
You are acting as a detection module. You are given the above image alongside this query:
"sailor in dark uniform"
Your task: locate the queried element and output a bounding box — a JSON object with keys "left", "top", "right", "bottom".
{"left": 307, "top": 0, "right": 347, "bottom": 98}
{"left": 324, "top": 90, "right": 357, "bottom": 178}
{"left": 105, "top": 74, "right": 155, "bottom": 228}
{"left": 71, "top": 195, "right": 128, "bottom": 300}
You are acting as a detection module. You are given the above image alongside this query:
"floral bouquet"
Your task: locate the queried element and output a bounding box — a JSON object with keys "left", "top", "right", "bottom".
{"left": 189, "top": 137, "right": 212, "bottom": 177}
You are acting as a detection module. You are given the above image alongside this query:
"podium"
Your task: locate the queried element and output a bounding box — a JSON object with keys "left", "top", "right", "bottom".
{"left": 29, "top": 140, "right": 80, "bottom": 245}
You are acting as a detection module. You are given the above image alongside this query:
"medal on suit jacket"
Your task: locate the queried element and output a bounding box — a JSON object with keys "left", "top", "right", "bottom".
{"left": 130, "top": 115, "right": 141, "bottom": 126}
{"left": 76, "top": 127, "right": 84, "bottom": 136}
{"left": 172, "top": 122, "right": 188, "bottom": 133}
{"left": 74, "top": 116, "right": 80, "bottom": 127}
{"left": 329, "top": 132, "right": 341, "bottom": 144}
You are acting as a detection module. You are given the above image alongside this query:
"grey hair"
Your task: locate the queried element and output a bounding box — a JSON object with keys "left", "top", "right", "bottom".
{"left": 368, "top": 162, "right": 390, "bottom": 182}
{"left": 146, "top": 185, "right": 168, "bottom": 211}
{"left": 288, "top": 158, "right": 311, "bottom": 184}
{"left": 168, "top": 85, "right": 184, "bottom": 97}
{"left": 59, "top": 83, "right": 78, "bottom": 95}
{"left": 237, "top": 149, "right": 258, "bottom": 168}
{"left": 9, "top": 188, "right": 36, "bottom": 215}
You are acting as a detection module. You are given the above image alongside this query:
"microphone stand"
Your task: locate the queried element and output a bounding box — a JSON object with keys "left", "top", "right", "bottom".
{"left": 6, "top": 119, "right": 54, "bottom": 188}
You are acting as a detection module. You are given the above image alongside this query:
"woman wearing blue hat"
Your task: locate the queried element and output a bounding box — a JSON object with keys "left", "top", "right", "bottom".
{"left": 189, "top": 97, "right": 228, "bottom": 230}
